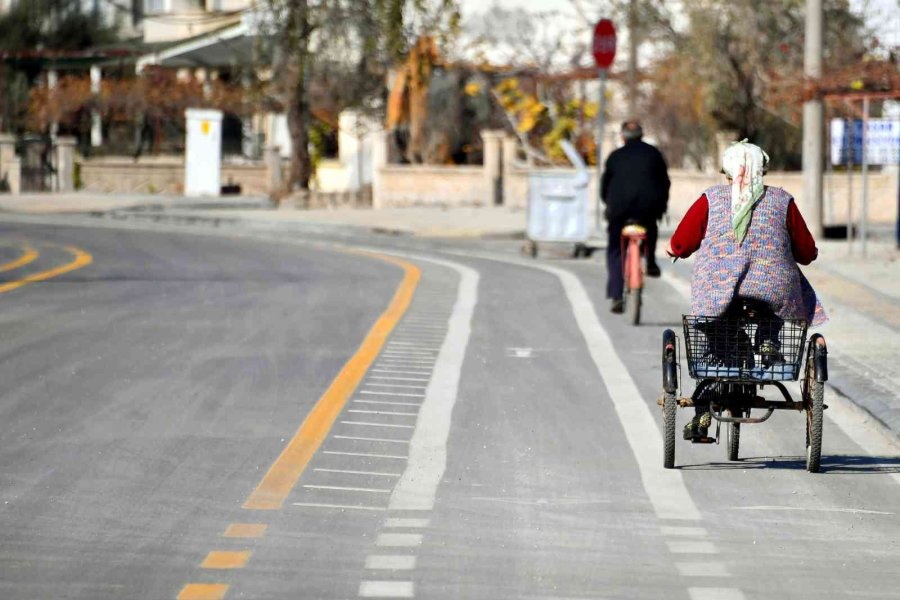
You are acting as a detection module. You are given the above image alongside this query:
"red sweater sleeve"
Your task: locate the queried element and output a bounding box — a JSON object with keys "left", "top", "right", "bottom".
{"left": 786, "top": 200, "right": 818, "bottom": 265}
{"left": 669, "top": 195, "right": 708, "bottom": 258}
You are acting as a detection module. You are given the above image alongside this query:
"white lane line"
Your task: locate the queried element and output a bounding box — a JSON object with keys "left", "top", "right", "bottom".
{"left": 369, "top": 376, "right": 431, "bottom": 382}
{"left": 359, "top": 581, "right": 414, "bottom": 598}
{"left": 390, "top": 258, "right": 478, "bottom": 511}
{"left": 384, "top": 518, "right": 430, "bottom": 528}
{"left": 688, "top": 588, "right": 746, "bottom": 600}
{"left": 360, "top": 390, "right": 426, "bottom": 398}
{"left": 667, "top": 541, "right": 718, "bottom": 554}
{"left": 303, "top": 484, "right": 391, "bottom": 494}
{"left": 365, "top": 555, "right": 417, "bottom": 570}
{"left": 292, "top": 502, "right": 385, "bottom": 512}
{"left": 376, "top": 360, "right": 436, "bottom": 366}
{"left": 371, "top": 369, "right": 433, "bottom": 376}
{"left": 339, "top": 422, "right": 416, "bottom": 430}
{"left": 525, "top": 261, "right": 702, "bottom": 521}
{"left": 661, "top": 526, "right": 708, "bottom": 537}
{"left": 354, "top": 400, "right": 422, "bottom": 408}
{"left": 387, "top": 342, "right": 441, "bottom": 349}
{"left": 376, "top": 533, "right": 423, "bottom": 547}
{"left": 334, "top": 435, "right": 410, "bottom": 444}
{"left": 323, "top": 450, "right": 409, "bottom": 459}
{"left": 677, "top": 562, "right": 732, "bottom": 577}
{"left": 733, "top": 506, "right": 894, "bottom": 515}
{"left": 314, "top": 468, "right": 401, "bottom": 477}
{"left": 365, "top": 383, "right": 428, "bottom": 389}
{"left": 348, "top": 409, "right": 419, "bottom": 417}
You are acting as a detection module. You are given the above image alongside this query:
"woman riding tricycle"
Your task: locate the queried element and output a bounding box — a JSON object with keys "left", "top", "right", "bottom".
{"left": 660, "top": 141, "right": 829, "bottom": 472}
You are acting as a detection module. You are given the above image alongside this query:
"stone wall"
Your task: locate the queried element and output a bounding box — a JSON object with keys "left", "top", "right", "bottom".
{"left": 375, "top": 165, "right": 488, "bottom": 208}
{"left": 78, "top": 156, "right": 275, "bottom": 196}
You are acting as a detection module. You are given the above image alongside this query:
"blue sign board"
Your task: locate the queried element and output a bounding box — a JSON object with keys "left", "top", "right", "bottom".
{"left": 830, "top": 118, "right": 900, "bottom": 166}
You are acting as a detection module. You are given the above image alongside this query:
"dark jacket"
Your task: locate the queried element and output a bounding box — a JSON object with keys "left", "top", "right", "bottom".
{"left": 600, "top": 139, "right": 670, "bottom": 222}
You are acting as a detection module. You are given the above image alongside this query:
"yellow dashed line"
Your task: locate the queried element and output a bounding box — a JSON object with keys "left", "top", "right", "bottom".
{"left": 201, "top": 551, "right": 251, "bottom": 570}
{"left": 223, "top": 524, "right": 267, "bottom": 539}
{"left": 177, "top": 583, "right": 229, "bottom": 600}
{"left": 0, "top": 244, "right": 92, "bottom": 295}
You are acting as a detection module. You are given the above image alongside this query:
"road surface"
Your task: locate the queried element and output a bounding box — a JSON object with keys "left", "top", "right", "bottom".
{"left": 0, "top": 220, "right": 898, "bottom": 600}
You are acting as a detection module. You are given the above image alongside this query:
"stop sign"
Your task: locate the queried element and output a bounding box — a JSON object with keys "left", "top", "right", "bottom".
{"left": 592, "top": 19, "right": 616, "bottom": 69}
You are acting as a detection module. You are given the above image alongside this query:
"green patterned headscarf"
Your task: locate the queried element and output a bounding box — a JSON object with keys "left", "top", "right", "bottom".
{"left": 721, "top": 140, "right": 769, "bottom": 244}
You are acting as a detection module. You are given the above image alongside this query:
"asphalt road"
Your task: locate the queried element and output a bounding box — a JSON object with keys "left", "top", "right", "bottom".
{"left": 0, "top": 220, "right": 898, "bottom": 600}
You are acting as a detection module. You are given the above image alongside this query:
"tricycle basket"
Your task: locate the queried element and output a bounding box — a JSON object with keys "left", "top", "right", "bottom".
{"left": 682, "top": 315, "right": 808, "bottom": 381}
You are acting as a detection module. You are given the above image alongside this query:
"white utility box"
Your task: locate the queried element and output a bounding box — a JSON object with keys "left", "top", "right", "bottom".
{"left": 184, "top": 108, "right": 223, "bottom": 196}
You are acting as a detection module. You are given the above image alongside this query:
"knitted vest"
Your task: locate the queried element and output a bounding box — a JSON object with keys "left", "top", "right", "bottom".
{"left": 691, "top": 184, "right": 826, "bottom": 325}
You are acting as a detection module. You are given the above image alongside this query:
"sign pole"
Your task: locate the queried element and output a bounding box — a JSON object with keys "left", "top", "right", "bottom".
{"left": 861, "top": 95, "right": 870, "bottom": 257}
{"left": 596, "top": 67, "right": 607, "bottom": 231}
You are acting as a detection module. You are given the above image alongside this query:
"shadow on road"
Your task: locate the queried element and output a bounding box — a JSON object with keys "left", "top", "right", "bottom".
{"left": 679, "top": 454, "right": 900, "bottom": 474}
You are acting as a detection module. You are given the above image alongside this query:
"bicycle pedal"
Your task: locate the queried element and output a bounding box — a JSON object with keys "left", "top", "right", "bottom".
{"left": 691, "top": 436, "right": 717, "bottom": 444}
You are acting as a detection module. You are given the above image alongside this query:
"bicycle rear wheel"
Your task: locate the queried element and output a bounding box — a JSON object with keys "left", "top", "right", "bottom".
{"left": 805, "top": 349, "right": 824, "bottom": 473}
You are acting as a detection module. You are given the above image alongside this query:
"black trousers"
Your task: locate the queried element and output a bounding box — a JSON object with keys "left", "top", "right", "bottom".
{"left": 606, "top": 218, "right": 659, "bottom": 299}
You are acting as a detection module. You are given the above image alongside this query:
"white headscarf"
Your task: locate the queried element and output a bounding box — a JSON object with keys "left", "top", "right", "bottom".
{"left": 721, "top": 140, "right": 769, "bottom": 244}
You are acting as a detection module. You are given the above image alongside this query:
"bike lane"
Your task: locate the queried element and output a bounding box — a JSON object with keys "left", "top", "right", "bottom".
{"left": 563, "top": 258, "right": 900, "bottom": 600}
{"left": 411, "top": 254, "right": 688, "bottom": 600}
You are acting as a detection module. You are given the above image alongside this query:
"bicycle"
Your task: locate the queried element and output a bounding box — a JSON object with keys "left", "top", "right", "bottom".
{"left": 660, "top": 299, "right": 829, "bottom": 472}
{"left": 620, "top": 221, "right": 647, "bottom": 325}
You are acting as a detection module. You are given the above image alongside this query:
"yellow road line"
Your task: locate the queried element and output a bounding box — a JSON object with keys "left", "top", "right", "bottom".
{"left": 177, "top": 583, "right": 229, "bottom": 600}
{"left": 243, "top": 253, "right": 420, "bottom": 510}
{"left": 223, "top": 523, "right": 267, "bottom": 538}
{"left": 0, "top": 244, "right": 39, "bottom": 273}
{"left": 0, "top": 245, "right": 92, "bottom": 295}
{"left": 201, "top": 551, "right": 251, "bottom": 570}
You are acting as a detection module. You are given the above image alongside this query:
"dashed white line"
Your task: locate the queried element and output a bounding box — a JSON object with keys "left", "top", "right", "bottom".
{"left": 688, "top": 587, "right": 746, "bottom": 600}
{"left": 339, "top": 422, "right": 416, "bottom": 430}
{"left": 360, "top": 390, "right": 426, "bottom": 398}
{"left": 369, "top": 376, "right": 431, "bottom": 382}
{"left": 359, "top": 581, "right": 414, "bottom": 598}
{"left": 667, "top": 541, "right": 718, "bottom": 554}
{"left": 334, "top": 435, "right": 410, "bottom": 444}
{"left": 347, "top": 409, "right": 419, "bottom": 417}
{"left": 676, "top": 562, "right": 732, "bottom": 577}
{"left": 365, "top": 555, "right": 417, "bottom": 570}
{"left": 292, "top": 502, "right": 386, "bottom": 512}
{"left": 384, "top": 518, "right": 430, "bottom": 528}
{"left": 314, "top": 468, "right": 401, "bottom": 477}
{"left": 354, "top": 400, "right": 422, "bottom": 408}
{"left": 303, "top": 484, "right": 391, "bottom": 494}
{"left": 661, "top": 526, "right": 709, "bottom": 537}
{"left": 376, "top": 533, "right": 423, "bottom": 547}
{"left": 371, "top": 369, "right": 433, "bottom": 376}
{"left": 323, "top": 450, "right": 409, "bottom": 459}
{"left": 365, "top": 383, "right": 428, "bottom": 389}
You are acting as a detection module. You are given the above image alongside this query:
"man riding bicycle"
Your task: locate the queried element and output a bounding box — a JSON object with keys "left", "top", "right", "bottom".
{"left": 600, "top": 121, "right": 670, "bottom": 313}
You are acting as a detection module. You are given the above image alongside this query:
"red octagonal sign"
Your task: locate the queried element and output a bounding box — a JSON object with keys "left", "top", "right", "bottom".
{"left": 592, "top": 19, "right": 616, "bottom": 69}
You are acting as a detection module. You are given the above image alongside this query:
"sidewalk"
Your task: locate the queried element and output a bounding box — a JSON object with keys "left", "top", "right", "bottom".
{"left": 1, "top": 191, "right": 898, "bottom": 438}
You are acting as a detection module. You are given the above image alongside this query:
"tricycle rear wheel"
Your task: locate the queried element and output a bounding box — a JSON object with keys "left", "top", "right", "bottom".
{"left": 804, "top": 347, "right": 825, "bottom": 473}
{"left": 663, "top": 392, "right": 676, "bottom": 468}
{"left": 727, "top": 410, "right": 741, "bottom": 461}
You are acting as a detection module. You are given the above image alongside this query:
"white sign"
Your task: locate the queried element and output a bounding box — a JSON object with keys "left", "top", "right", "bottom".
{"left": 830, "top": 118, "right": 900, "bottom": 166}
{"left": 185, "top": 108, "right": 223, "bottom": 196}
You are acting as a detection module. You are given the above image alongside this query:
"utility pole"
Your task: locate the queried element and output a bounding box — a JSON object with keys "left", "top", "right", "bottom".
{"left": 802, "top": 0, "right": 824, "bottom": 237}
{"left": 627, "top": 0, "right": 638, "bottom": 118}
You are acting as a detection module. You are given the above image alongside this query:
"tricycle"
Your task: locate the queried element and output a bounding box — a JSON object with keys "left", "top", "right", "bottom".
{"left": 660, "top": 299, "right": 829, "bottom": 472}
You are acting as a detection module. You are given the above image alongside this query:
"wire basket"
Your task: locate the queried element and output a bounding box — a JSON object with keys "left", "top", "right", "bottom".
{"left": 682, "top": 315, "right": 808, "bottom": 381}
